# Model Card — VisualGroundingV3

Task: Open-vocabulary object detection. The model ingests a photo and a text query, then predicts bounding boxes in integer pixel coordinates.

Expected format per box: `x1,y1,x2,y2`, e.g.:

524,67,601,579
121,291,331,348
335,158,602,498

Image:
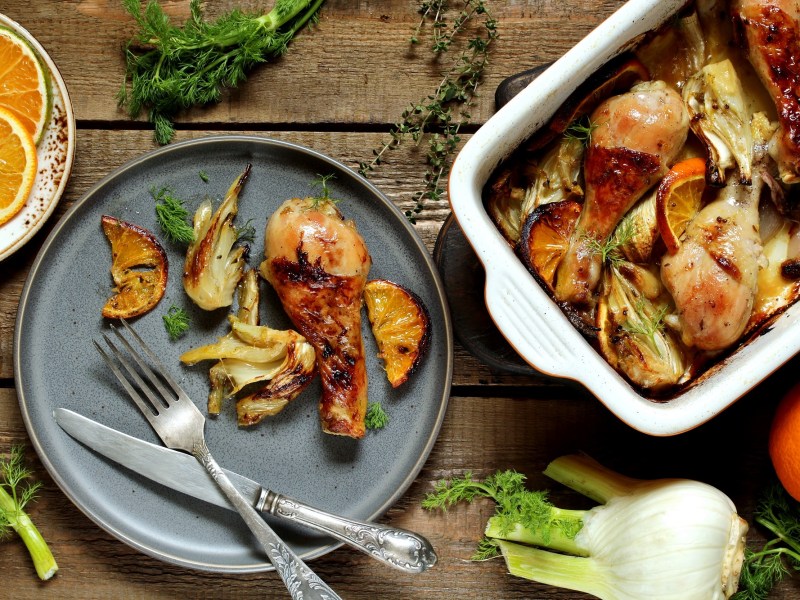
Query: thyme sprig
359,1,498,223
309,173,339,208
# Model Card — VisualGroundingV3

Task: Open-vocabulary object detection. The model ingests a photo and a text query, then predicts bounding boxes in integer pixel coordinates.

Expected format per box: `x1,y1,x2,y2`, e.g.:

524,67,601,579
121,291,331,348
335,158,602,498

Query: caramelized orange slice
101,215,168,319
518,199,582,291
656,157,706,254
364,279,430,388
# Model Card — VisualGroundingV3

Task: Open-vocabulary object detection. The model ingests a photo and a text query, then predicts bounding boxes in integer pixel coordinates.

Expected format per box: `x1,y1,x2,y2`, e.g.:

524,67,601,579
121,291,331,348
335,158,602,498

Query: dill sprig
733,485,800,600
359,0,498,223
0,446,57,580
365,402,389,430
422,470,583,560
622,300,668,352
118,0,325,145
152,186,195,244
163,305,191,340
584,216,636,268
0,447,41,532
564,116,600,147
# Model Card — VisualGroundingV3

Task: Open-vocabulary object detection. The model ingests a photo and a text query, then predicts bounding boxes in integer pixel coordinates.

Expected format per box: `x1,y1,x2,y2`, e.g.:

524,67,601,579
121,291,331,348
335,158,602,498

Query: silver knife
53,408,437,573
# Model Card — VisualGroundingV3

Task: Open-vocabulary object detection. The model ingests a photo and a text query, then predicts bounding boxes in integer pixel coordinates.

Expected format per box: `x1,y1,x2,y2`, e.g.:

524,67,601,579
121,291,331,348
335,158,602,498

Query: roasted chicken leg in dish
260,197,372,438
661,176,765,351
554,81,689,304
734,0,800,183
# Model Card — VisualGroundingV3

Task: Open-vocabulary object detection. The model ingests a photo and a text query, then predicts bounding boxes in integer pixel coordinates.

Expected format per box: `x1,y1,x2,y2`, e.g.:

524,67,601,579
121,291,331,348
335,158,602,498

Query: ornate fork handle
256,489,437,573
194,442,340,600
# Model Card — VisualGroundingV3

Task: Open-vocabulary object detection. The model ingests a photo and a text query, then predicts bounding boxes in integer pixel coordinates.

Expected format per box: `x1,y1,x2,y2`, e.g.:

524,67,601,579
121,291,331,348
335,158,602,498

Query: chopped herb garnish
199,170,209,183
365,402,389,430
584,216,636,268
163,305,190,340
152,187,195,244
564,116,600,147
622,300,669,353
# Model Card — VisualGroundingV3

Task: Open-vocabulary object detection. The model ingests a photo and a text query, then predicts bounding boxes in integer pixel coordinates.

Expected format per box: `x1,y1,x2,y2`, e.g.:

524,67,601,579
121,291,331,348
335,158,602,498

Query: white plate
0,13,75,262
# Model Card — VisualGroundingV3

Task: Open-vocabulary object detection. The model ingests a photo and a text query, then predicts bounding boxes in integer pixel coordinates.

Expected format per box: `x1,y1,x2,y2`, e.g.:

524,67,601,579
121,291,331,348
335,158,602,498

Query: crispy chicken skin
734,0,800,182
554,81,689,304
260,198,372,438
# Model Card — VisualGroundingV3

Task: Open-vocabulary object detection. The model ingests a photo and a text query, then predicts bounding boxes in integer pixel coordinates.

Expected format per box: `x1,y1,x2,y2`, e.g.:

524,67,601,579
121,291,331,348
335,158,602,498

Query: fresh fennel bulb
424,454,748,600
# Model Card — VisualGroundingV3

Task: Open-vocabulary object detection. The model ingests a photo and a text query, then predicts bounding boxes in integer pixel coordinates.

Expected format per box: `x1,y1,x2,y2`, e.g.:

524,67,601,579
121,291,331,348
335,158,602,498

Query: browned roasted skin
260,198,371,438
734,0,800,182
554,81,689,304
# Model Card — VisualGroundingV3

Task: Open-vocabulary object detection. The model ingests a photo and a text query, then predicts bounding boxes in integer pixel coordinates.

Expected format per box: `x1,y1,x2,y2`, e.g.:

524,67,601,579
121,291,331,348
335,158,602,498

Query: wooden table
2,1,800,598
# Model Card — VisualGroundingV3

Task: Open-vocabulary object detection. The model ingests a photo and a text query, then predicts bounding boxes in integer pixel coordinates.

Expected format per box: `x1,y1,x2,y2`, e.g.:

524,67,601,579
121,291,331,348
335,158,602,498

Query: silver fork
94,320,341,600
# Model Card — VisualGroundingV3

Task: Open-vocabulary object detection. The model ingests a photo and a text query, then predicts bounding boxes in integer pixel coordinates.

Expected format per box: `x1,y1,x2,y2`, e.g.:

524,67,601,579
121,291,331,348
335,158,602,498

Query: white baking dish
448,0,799,435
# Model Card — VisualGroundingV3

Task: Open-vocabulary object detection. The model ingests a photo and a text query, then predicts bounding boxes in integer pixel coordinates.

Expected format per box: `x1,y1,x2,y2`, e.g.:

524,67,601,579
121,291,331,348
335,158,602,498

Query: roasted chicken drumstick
260,197,372,438
554,81,689,304
734,0,800,183
661,177,764,351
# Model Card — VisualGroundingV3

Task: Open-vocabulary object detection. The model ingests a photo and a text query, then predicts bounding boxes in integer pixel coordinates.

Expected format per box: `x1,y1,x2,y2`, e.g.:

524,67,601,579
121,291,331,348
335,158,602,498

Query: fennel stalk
119,0,325,144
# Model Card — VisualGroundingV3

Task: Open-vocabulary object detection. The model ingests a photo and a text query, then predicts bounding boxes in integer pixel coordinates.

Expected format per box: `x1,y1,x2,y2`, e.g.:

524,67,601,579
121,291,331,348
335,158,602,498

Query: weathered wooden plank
0,0,625,126
3,380,800,598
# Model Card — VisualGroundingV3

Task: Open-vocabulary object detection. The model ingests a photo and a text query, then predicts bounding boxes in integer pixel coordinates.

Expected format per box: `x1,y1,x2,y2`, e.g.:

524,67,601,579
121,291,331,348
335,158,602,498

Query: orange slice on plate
101,215,168,319
0,106,37,226
656,157,706,254
364,279,430,388
0,26,51,145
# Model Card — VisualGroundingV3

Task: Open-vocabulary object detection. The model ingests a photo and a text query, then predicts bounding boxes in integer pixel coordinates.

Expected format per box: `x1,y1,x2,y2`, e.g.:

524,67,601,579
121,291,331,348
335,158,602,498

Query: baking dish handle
483,267,583,381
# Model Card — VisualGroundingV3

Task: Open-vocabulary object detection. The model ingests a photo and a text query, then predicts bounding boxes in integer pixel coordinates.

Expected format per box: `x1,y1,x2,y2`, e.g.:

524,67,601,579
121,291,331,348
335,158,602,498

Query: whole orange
769,384,800,501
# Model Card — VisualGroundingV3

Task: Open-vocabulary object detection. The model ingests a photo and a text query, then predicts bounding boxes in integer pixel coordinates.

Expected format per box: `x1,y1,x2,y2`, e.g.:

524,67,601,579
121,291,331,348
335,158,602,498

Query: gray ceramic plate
14,136,453,573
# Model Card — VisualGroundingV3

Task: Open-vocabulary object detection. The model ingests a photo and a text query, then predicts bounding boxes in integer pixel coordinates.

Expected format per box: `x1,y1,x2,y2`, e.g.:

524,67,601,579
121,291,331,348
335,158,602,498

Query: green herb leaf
422,470,583,542
584,216,636,268
311,173,338,202
163,305,191,340
199,170,210,183
564,116,600,147
733,484,800,600
365,402,389,430
360,0,498,221
119,0,325,144
153,187,195,244
236,219,257,244
622,300,669,352
0,446,58,579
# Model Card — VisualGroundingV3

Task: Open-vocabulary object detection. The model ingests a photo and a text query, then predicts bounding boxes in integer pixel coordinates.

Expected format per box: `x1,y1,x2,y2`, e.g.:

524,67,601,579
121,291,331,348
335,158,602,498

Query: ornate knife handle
257,489,437,574
195,443,341,600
